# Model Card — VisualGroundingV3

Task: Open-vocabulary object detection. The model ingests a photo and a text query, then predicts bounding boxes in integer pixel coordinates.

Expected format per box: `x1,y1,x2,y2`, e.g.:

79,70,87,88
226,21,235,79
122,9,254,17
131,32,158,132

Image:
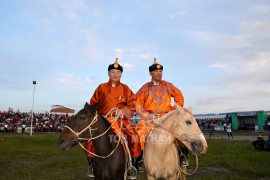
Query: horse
58,102,126,180
144,104,208,180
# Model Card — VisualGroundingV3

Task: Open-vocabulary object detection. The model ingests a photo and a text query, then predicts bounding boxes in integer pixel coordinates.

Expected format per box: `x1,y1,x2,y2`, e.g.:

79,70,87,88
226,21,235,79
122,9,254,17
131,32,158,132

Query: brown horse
58,103,126,180
144,104,207,180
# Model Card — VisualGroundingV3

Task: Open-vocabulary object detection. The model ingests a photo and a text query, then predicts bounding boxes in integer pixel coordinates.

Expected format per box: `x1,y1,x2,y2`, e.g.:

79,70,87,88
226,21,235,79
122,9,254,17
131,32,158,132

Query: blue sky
0,0,270,114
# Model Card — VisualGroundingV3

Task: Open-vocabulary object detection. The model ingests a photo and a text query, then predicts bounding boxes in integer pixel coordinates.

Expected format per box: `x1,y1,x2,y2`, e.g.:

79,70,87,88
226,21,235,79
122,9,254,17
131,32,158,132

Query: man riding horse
136,58,190,167
85,58,141,179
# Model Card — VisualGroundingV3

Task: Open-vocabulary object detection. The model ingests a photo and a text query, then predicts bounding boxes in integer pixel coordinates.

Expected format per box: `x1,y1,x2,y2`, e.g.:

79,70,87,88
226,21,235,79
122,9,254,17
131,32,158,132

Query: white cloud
38,0,84,20
115,48,124,58
123,63,134,68
208,63,234,73
56,73,93,85
169,11,186,19
253,4,270,13
241,20,270,33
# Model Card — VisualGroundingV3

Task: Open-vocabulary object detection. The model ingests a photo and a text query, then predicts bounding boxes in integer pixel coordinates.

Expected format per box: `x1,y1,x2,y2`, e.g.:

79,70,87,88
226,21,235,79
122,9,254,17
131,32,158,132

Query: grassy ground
0,133,269,180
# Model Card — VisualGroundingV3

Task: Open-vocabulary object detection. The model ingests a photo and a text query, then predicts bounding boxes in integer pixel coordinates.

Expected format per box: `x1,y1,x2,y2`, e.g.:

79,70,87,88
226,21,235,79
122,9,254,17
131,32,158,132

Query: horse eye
80,116,86,120
186,120,192,125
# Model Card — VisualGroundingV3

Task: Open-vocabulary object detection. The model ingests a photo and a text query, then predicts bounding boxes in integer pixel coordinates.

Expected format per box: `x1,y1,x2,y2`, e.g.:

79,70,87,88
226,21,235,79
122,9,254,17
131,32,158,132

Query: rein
65,109,123,159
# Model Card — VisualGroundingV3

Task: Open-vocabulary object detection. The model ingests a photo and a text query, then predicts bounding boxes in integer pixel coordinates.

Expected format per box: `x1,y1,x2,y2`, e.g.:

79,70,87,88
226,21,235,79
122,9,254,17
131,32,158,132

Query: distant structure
50,105,75,115
195,110,270,131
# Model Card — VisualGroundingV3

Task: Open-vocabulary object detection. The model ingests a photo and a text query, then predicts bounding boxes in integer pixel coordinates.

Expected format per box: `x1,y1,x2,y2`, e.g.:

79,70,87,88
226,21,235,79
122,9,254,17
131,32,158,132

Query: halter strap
64,109,123,158
65,111,98,141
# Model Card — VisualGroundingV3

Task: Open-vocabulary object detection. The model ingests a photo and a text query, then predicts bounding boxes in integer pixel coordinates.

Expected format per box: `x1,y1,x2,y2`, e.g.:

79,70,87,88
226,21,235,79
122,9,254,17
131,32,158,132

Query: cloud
123,63,134,68
193,89,270,113
253,4,270,13
38,0,84,21
241,20,270,33
115,48,124,57
169,11,186,19
55,73,94,85
208,63,234,73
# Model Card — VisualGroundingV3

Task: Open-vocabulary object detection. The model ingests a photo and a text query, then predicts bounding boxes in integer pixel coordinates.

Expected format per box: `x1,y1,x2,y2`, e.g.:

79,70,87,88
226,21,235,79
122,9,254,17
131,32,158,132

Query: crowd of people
0,107,73,133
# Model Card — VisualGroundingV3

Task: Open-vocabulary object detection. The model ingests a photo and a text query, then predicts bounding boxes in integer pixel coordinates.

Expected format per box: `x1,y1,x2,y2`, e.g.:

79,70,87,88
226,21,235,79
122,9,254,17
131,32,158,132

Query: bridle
150,112,202,176
64,109,123,159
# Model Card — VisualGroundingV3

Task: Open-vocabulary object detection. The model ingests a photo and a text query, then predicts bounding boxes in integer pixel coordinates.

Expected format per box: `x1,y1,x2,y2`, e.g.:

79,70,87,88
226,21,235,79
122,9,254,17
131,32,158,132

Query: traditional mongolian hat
108,58,123,72
149,58,163,72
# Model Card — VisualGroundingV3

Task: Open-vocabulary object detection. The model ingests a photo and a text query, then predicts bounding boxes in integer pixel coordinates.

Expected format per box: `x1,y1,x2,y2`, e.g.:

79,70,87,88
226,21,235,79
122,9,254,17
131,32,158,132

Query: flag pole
30,81,36,136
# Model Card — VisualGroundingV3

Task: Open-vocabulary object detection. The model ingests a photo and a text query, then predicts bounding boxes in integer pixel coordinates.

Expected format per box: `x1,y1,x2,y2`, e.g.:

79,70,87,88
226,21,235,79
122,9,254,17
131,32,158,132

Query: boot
122,139,137,180
127,166,137,180
180,154,190,167
87,157,95,177
137,159,145,172
178,146,190,167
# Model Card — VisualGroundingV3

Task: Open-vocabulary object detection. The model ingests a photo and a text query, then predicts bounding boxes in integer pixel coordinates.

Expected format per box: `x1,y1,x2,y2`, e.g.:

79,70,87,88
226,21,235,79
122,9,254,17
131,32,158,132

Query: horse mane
154,105,193,126
81,102,113,133
154,110,177,125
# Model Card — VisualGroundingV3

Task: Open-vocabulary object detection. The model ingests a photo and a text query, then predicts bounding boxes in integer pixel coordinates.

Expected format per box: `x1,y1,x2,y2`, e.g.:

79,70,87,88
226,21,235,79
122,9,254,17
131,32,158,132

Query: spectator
226,123,233,139
267,117,270,131
223,122,227,133
209,121,215,138
252,135,265,151
264,133,270,151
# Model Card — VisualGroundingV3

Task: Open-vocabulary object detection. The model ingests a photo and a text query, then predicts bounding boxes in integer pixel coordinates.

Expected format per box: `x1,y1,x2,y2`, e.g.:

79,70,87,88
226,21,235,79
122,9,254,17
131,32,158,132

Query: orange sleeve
89,85,101,105
170,83,184,107
135,84,150,120
125,85,136,110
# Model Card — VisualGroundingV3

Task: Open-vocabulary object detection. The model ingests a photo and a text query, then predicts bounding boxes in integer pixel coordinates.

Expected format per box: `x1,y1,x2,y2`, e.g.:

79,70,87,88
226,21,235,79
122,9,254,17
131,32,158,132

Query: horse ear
93,103,99,111
187,106,192,113
84,102,91,110
175,103,184,113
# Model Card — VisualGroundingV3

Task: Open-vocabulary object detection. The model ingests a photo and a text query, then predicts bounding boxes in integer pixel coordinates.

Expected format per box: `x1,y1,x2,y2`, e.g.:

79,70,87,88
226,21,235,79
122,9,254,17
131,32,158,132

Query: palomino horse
144,104,208,180
58,103,126,180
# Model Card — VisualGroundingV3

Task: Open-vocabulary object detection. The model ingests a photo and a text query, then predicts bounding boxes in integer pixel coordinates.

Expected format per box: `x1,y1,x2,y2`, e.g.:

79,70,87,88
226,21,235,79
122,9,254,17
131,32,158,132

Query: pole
30,81,36,136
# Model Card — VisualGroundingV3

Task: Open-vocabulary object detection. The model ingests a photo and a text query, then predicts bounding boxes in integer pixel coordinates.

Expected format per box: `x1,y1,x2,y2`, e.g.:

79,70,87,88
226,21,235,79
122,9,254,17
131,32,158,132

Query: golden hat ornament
113,58,119,68
108,58,123,72
149,58,163,72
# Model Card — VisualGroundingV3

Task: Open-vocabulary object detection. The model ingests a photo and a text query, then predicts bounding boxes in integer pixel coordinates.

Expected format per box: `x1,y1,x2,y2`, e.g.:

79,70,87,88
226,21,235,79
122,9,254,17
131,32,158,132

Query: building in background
50,105,75,116
195,110,270,131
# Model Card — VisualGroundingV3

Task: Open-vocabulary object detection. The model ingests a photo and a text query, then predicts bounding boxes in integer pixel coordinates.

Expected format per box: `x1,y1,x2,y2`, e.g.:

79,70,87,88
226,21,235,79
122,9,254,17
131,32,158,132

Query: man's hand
118,107,132,120
146,114,155,122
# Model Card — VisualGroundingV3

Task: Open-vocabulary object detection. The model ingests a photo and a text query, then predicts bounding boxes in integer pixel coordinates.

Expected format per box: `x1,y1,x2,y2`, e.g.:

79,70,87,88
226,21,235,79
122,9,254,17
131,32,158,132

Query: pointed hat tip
153,58,157,64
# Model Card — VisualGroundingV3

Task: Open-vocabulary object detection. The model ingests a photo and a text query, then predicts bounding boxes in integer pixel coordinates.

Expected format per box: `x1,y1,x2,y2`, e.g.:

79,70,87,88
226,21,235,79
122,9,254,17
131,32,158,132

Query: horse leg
147,174,156,180
179,166,187,180
168,173,178,180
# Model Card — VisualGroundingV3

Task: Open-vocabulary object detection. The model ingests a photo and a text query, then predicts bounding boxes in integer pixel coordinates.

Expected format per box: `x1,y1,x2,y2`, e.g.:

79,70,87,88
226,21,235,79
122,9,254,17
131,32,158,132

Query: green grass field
0,133,269,180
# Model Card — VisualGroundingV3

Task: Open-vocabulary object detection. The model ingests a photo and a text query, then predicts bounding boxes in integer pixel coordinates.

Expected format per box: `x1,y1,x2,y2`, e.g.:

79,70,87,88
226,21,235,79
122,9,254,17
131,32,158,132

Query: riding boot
179,147,190,167
87,157,95,178
132,157,138,167
136,150,145,171
122,139,137,180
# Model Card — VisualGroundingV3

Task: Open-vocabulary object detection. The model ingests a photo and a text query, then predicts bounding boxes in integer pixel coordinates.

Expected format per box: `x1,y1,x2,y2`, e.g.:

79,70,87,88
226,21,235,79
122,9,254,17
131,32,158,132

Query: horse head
155,104,207,155
58,102,98,151
173,104,208,155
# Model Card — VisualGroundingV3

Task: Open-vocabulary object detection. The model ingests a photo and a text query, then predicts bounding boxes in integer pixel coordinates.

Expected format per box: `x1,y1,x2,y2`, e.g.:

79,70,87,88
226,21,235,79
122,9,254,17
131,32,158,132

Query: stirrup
127,166,137,180
87,165,95,178
180,155,190,167
137,159,145,172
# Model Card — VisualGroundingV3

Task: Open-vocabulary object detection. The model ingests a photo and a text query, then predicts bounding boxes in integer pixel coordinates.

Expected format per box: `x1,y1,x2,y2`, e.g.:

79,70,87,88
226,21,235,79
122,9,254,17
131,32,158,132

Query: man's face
108,69,122,83
150,69,163,82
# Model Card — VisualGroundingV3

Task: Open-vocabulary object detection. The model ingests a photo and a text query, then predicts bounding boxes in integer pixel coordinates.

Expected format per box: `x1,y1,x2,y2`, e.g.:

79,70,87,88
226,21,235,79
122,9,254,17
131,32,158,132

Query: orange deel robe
136,80,184,149
85,81,141,158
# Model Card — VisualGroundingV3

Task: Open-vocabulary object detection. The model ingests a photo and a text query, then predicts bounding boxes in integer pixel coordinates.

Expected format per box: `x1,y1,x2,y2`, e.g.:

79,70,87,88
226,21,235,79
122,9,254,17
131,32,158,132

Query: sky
0,0,270,114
